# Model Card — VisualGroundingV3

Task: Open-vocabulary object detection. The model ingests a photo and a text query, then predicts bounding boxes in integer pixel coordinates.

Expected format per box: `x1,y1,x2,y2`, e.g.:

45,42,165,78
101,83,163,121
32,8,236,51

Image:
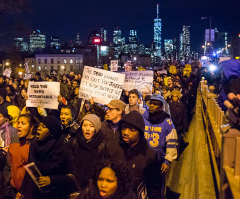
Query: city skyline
1,0,240,52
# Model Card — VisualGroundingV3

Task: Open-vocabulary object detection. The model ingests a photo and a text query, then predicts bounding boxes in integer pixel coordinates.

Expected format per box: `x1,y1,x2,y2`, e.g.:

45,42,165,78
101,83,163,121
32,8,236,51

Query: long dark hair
86,159,131,199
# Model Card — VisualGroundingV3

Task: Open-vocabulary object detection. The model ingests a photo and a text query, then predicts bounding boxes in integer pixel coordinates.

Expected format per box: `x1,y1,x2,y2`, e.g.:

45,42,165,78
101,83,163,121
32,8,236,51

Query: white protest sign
79,66,125,104
157,70,167,75
3,68,12,78
24,62,30,73
110,60,118,71
219,57,231,63
122,71,154,95
124,61,132,71
26,81,60,109
24,73,33,80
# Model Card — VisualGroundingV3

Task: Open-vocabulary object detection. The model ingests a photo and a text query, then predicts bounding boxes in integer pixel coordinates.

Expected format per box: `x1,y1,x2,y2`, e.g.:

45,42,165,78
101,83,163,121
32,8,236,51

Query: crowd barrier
200,79,240,199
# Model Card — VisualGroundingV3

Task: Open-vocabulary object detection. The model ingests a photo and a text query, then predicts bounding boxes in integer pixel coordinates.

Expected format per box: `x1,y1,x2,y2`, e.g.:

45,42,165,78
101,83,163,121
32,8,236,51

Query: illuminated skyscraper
182,25,191,59
164,39,173,56
75,33,82,47
153,3,162,60
129,30,138,43
50,36,60,49
113,28,125,46
100,27,107,43
15,37,29,52
29,30,46,52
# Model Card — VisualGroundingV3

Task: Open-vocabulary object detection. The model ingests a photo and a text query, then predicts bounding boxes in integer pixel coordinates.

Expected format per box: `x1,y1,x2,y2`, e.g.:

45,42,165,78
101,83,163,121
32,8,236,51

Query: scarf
0,122,10,146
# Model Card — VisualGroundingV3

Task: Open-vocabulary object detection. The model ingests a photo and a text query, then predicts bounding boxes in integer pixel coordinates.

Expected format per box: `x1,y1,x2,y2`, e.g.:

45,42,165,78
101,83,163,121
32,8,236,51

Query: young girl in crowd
79,159,137,199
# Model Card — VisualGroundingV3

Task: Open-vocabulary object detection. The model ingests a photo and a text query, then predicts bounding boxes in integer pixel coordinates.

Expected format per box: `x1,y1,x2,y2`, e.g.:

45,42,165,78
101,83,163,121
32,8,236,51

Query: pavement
166,89,216,199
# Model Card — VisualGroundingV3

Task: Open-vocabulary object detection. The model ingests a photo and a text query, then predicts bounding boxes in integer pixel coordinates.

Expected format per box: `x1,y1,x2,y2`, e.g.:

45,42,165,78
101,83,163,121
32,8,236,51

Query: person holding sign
19,115,75,199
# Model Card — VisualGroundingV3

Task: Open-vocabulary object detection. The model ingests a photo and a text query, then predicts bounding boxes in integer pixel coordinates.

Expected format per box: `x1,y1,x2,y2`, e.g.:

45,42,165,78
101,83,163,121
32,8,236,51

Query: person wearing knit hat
68,114,104,189
80,114,102,141
36,115,62,140
26,115,74,199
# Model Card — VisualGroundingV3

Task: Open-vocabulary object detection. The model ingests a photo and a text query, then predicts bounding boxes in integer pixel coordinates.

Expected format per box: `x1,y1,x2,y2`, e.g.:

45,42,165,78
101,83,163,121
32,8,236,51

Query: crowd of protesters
0,62,201,199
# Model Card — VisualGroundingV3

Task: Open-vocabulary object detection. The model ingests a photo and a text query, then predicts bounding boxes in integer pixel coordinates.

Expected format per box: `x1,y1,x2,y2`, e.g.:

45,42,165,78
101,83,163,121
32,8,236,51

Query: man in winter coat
102,111,159,198
101,100,126,142
143,93,178,199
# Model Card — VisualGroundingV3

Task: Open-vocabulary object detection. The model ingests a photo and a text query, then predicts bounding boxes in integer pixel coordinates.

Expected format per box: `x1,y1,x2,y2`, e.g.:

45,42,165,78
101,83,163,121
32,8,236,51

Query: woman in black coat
79,159,137,199
69,114,104,190
18,115,75,199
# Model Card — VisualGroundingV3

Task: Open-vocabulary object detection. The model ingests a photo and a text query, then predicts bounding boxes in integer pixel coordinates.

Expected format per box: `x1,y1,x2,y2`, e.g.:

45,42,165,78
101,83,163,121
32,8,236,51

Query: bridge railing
200,79,240,199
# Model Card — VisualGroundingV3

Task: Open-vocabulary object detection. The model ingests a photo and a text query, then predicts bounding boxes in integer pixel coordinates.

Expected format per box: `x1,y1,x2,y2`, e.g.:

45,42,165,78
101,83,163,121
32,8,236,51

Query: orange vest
9,142,30,190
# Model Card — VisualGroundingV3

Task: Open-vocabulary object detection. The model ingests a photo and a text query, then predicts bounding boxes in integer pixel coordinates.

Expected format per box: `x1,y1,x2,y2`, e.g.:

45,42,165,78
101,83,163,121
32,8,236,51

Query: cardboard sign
110,60,118,71
122,71,153,95
103,64,108,71
124,61,132,72
169,65,177,74
219,57,231,63
185,64,192,72
183,68,191,77
23,73,33,80
3,68,12,78
157,70,168,75
164,77,172,86
26,82,60,109
79,66,125,104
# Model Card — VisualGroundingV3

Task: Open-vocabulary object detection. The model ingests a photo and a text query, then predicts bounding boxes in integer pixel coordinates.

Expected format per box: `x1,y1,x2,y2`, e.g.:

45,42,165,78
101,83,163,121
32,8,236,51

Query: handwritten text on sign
26,82,60,109
122,71,154,95
79,66,125,104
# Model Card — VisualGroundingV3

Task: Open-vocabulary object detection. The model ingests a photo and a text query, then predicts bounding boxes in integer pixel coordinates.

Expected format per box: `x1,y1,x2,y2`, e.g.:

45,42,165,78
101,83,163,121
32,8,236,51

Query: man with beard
143,93,178,199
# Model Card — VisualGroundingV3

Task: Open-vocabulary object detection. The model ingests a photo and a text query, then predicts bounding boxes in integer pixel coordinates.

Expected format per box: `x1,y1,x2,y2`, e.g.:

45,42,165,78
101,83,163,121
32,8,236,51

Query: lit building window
38,66,41,71
70,59,73,64
64,59,67,64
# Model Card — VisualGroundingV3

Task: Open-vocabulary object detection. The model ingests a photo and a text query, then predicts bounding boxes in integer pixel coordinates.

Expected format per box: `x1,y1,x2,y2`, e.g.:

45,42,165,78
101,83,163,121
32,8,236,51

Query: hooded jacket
102,136,157,191
218,59,240,111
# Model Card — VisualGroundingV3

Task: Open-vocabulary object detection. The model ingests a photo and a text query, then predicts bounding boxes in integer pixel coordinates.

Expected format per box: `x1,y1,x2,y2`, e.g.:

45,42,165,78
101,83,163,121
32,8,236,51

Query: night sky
1,0,240,52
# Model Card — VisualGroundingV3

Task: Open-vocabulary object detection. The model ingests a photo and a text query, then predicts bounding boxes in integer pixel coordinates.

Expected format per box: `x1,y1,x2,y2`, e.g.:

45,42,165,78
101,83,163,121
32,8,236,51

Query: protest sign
183,68,191,77
26,81,60,109
157,70,167,75
24,62,30,73
110,60,118,71
169,65,177,74
219,57,231,63
79,66,125,104
122,71,153,95
124,61,132,71
24,162,43,190
24,73,33,80
3,68,12,78
164,77,172,86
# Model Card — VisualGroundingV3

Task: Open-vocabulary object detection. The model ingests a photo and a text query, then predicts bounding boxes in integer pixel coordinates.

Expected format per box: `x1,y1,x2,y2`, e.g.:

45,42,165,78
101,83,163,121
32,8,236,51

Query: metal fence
200,80,240,199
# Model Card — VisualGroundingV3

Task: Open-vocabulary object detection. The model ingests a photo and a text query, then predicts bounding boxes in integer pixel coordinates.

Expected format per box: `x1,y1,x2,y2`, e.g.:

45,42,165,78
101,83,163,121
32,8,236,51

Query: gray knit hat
81,114,101,133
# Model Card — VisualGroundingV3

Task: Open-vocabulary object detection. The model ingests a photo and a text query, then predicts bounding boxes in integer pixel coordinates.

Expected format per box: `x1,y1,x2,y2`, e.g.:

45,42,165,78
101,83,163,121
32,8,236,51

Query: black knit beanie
41,115,62,139
119,110,145,138
0,106,9,118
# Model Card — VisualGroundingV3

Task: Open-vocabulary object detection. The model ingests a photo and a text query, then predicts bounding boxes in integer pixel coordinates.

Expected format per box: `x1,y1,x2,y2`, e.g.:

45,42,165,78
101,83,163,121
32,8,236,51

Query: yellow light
5,62,9,66
202,45,205,48
19,72,23,75
235,57,240,60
